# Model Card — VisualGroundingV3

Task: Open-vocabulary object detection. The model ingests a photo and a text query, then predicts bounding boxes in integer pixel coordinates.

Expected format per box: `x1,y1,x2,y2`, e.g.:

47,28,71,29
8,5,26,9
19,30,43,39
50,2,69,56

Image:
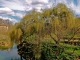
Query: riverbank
0,34,11,49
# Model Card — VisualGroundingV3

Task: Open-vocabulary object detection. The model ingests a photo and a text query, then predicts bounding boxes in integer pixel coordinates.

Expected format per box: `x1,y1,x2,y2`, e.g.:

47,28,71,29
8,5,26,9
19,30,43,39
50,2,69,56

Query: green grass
44,40,80,56
59,42,80,56
74,50,80,55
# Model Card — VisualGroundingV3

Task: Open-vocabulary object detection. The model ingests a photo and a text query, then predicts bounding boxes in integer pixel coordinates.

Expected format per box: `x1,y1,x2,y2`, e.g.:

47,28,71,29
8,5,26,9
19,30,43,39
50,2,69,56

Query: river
0,43,20,60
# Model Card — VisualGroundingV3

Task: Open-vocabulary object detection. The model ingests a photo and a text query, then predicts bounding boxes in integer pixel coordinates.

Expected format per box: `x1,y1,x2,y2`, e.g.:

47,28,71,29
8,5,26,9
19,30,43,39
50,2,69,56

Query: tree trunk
49,34,59,45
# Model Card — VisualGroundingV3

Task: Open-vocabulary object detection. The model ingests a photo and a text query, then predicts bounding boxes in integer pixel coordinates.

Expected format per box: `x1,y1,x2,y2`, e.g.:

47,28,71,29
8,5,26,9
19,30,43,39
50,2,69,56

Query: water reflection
0,43,20,60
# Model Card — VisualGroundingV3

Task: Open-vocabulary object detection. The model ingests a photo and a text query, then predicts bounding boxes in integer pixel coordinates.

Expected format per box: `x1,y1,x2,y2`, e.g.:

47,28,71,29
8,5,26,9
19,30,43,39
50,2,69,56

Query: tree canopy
9,3,80,44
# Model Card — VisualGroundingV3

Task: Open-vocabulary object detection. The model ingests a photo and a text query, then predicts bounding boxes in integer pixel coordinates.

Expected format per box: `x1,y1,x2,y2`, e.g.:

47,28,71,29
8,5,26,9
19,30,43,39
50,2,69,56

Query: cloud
25,0,49,5
0,0,25,11
15,13,24,18
68,0,80,14
25,6,32,11
0,0,80,24
0,7,14,15
0,0,80,15
25,0,32,5
0,7,24,18
0,0,50,14
34,0,49,4
32,0,49,5
28,0,49,12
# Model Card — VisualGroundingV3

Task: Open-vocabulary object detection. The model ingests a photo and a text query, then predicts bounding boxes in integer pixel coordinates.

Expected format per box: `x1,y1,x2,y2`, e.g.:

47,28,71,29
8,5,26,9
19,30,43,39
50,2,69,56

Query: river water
0,44,20,60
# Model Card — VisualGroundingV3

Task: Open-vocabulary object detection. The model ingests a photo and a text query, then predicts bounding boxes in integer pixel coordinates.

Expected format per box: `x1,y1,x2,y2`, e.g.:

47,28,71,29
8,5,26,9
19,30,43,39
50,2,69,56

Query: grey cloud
0,0,25,11
32,1,47,5
0,7,15,15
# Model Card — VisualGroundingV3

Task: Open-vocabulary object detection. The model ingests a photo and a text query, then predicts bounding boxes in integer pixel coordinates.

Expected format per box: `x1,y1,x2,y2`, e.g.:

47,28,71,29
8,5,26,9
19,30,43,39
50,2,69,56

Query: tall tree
9,3,80,45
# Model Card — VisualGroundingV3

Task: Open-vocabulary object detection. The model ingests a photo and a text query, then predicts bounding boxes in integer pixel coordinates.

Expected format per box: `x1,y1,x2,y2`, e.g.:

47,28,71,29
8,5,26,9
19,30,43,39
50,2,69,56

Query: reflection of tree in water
17,41,35,60
0,35,12,50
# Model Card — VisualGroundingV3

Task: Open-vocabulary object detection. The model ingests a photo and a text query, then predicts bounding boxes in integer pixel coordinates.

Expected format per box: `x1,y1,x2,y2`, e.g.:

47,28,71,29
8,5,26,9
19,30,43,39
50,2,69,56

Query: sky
0,0,80,23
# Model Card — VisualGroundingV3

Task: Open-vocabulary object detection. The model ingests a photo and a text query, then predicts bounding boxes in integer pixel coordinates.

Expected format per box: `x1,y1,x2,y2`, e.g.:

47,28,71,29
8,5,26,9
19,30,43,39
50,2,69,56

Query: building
0,24,8,33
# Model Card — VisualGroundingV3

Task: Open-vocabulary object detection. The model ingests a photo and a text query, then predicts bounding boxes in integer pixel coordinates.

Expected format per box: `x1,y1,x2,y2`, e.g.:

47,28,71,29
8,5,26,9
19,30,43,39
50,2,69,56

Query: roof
0,24,7,26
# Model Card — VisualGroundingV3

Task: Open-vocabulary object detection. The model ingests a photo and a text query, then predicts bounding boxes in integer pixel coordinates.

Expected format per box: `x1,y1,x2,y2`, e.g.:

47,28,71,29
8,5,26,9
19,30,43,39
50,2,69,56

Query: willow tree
45,3,78,44
9,23,22,43
9,3,80,60
9,3,80,45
